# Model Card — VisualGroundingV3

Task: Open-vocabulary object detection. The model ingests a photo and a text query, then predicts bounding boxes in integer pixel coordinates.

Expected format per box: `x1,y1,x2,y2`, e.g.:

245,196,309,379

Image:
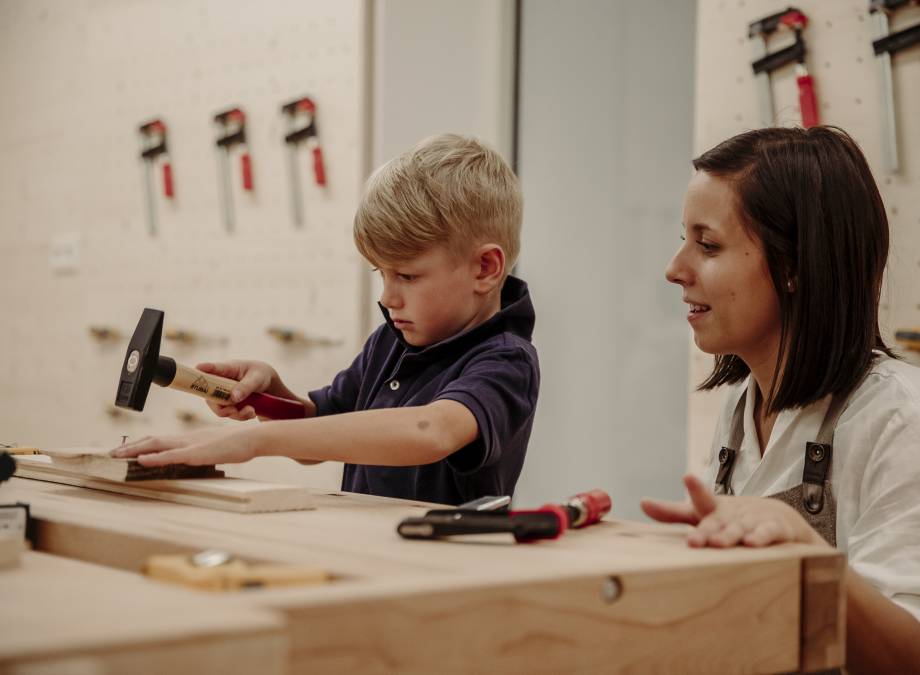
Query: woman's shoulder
855,354,920,403
843,354,920,428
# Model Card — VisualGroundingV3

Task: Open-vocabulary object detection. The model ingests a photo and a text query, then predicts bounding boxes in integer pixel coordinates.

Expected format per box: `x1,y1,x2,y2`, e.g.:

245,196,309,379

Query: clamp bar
751,38,805,74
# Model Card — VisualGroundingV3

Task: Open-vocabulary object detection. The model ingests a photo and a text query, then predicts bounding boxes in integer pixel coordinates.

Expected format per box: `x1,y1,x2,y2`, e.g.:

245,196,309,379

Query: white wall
513,0,697,518
0,0,371,490
688,0,920,470
369,0,517,325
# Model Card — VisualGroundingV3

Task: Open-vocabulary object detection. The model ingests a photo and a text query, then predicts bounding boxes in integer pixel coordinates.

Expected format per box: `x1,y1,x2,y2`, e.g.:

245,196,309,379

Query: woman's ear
473,244,506,294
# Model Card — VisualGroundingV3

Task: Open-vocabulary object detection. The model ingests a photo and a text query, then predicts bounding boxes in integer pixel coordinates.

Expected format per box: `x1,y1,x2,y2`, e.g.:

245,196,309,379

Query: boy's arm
114,400,479,468
252,401,479,465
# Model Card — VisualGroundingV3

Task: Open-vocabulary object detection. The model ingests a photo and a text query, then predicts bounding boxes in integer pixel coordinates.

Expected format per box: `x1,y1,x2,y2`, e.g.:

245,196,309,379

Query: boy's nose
379,283,402,309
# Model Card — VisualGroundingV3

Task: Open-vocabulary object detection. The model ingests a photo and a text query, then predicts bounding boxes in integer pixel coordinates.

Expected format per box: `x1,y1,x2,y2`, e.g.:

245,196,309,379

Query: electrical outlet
49,232,81,274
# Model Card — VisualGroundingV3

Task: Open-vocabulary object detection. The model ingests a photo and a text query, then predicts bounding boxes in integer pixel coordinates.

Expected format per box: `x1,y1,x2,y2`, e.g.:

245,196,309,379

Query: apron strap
802,389,851,514
714,392,746,495
715,381,853,501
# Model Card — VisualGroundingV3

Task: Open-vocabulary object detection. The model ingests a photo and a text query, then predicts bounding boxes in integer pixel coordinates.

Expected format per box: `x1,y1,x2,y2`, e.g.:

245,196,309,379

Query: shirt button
389,380,400,391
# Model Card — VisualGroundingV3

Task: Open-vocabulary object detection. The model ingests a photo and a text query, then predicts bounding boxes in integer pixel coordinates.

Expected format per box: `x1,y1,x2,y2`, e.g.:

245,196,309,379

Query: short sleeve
308,329,381,417
844,406,920,622
435,346,539,474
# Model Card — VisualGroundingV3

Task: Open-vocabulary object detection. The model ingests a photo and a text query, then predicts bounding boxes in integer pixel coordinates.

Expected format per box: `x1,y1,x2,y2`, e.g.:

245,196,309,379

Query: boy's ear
472,244,505,294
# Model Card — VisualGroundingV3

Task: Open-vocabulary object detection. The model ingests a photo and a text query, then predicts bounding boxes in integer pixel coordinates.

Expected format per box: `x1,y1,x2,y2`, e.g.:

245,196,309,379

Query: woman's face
665,171,781,369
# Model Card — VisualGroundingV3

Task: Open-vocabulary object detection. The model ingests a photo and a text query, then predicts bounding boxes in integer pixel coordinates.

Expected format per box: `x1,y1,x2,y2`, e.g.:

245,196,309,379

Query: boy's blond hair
354,134,522,270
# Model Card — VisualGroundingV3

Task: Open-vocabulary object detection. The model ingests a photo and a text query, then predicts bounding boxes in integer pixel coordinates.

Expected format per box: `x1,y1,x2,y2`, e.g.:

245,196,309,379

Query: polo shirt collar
378,275,535,358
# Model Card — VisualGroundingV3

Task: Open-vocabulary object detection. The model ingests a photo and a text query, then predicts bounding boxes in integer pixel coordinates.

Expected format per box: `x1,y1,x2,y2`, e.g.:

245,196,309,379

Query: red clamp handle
162,162,174,198
312,146,326,186
797,74,819,128
238,392,307,420
241,152,253,191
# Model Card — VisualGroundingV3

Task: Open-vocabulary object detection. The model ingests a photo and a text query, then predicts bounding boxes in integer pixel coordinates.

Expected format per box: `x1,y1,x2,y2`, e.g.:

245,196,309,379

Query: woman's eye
398,273,417,282
698,240,718,253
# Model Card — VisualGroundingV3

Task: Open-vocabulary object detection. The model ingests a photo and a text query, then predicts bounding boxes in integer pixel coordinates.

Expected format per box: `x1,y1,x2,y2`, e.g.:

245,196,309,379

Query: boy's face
374,245,484,347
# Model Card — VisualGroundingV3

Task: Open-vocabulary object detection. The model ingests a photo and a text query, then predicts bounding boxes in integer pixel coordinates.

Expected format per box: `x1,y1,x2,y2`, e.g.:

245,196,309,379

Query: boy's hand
197,360,279,421
110,427,257,467
640,474,830,548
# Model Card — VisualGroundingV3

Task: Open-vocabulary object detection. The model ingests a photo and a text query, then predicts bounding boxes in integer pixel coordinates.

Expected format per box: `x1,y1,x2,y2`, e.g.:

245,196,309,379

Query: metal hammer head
115,308,172,412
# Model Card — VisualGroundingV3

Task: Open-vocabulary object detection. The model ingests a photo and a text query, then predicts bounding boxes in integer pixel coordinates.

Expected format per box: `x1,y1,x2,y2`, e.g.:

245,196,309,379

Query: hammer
114,308,306,420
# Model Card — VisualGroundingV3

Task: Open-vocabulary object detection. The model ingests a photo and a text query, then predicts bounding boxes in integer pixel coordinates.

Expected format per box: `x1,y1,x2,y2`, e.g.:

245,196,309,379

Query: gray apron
713,390,851,547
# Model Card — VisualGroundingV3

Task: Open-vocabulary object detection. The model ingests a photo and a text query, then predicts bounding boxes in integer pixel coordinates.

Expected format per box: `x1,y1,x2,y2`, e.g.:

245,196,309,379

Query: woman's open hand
641,474,829,548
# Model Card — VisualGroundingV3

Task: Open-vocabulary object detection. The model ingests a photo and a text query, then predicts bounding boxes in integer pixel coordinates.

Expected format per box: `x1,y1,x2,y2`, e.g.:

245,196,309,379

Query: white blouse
702,355,920,621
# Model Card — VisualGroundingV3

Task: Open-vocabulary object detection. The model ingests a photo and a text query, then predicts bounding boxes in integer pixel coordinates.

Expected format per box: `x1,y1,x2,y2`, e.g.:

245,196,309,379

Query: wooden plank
277,561,801,674
14,455,313,513
0,551,287,674
43,446,223,481
800,554,847,672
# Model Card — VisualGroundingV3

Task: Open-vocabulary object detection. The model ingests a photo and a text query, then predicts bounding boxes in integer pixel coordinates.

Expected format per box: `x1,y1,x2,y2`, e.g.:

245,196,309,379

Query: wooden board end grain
14,455,314,513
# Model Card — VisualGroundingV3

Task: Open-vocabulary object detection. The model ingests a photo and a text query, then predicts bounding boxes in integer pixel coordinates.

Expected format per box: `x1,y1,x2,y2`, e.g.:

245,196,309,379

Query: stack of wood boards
13,450,314,513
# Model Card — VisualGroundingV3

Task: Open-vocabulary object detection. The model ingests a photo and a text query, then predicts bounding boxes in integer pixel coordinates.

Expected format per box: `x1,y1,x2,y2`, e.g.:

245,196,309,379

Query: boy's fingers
640,498,700,525
684,474,718,517
196,361,242,379
111,436,170,457
135,448,195,467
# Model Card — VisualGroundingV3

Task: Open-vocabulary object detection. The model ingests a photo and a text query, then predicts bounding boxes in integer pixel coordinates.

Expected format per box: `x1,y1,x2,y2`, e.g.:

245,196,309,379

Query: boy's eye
397,273,417,282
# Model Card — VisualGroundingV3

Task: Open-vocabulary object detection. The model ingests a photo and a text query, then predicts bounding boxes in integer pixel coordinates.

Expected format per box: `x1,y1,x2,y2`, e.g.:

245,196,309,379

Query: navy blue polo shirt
308,275,539,505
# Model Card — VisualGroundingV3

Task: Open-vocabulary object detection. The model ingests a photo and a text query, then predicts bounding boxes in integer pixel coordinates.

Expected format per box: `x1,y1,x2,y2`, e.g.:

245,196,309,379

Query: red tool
396,489,611,543
138,119,174,236
282,96,326,228
748,7,819,128
214,107,253,232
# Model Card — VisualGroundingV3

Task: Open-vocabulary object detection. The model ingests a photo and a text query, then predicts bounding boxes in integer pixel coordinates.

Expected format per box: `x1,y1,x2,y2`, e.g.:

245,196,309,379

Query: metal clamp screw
601,576,622,604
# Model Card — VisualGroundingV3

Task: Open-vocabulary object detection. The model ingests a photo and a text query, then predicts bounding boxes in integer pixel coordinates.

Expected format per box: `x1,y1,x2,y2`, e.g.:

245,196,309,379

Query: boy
113,134,540,504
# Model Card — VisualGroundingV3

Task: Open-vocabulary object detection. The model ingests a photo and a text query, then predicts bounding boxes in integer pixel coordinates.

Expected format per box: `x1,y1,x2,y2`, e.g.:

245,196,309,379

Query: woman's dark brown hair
693,126,894,412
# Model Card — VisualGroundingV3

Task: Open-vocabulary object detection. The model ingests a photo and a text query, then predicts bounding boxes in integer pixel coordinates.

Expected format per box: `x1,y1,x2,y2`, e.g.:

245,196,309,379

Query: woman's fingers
684,474,718,517
640,498,700,525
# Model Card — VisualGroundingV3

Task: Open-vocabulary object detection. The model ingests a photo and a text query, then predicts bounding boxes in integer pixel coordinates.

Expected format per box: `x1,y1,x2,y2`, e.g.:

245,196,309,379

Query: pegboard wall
0,0,371,489
688,0,920,472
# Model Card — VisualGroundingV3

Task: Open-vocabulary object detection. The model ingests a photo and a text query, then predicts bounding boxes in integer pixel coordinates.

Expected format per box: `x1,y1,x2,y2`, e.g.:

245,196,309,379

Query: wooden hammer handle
169,363,306,420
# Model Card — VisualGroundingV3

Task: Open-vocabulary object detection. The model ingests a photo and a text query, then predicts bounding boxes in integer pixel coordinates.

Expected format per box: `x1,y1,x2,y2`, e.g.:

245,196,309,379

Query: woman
642,126,920,673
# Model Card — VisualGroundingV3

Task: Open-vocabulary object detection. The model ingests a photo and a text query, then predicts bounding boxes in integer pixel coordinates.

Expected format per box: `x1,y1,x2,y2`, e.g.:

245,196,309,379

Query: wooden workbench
0,476,845,674
1,550,286,674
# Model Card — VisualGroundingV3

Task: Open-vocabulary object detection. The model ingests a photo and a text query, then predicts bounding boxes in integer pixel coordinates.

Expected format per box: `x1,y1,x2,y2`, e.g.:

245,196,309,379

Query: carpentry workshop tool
281,96,326,228
748,7,819,128
267,326,341,348
397,489,611,543
870,0,920,172
138,119,174,236
0,452,15,483
0,444,40,457
214,107,252,232
145,549,330,591
115,308,307,420
895,327,920,351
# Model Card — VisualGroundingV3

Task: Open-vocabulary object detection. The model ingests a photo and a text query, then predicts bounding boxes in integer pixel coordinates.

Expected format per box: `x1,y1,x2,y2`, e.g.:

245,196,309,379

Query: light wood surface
43,446,222,481
2,477,845,673
0,551,287,675
14,455,313,513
